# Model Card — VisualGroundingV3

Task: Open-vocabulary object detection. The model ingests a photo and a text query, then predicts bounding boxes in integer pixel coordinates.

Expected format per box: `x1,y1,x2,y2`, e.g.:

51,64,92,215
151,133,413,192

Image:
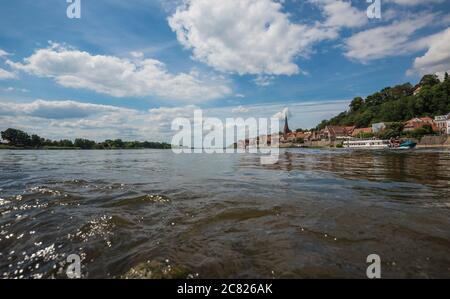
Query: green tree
444,72,450,109
358,132,375,139
74,138,96,149
354,110,373,128
419,74,440,87
1,128,31,146
406,124,435,140
59,139,74,147
350,97,364,112
113,139,124,148
317,75,450,130
30,134,44,147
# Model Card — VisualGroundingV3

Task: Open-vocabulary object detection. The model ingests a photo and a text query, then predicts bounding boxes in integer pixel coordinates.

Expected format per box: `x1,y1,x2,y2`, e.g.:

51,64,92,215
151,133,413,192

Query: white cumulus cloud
0,68,16,80
344,13,436,62
387,0,444,6
409,28,450,78
272,107,292,120
168,0,336,77
310,0,367,29
0,99,134,119
7,43,231,102
0,49,10,58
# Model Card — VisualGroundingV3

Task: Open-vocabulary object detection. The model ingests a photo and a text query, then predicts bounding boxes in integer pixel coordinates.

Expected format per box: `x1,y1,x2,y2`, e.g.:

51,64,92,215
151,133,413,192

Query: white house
372,123,387,134
434,114,450,135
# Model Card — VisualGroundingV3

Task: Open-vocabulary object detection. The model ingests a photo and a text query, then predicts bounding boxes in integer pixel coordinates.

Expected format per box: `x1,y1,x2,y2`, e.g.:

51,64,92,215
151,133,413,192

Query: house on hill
323,126,354,141
434,114,450,135
413,86,422,96
403,117,438,132
372,123,387,134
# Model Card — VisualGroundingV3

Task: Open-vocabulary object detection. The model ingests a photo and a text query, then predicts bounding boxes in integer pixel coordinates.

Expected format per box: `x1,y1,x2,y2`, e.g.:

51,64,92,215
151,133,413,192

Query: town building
303,132,313,142
295,132,307,140
413,86,422,96
403,117,438,132
372,123,387,134
434,114,450,135
281,115,306,143
345,126,356,136
352,127,373,138
322,126,354,141
311,131,322,141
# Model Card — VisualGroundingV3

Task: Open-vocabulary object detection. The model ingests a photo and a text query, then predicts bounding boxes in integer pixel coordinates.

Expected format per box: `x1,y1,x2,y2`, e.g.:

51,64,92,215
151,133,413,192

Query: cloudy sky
1,0,449,141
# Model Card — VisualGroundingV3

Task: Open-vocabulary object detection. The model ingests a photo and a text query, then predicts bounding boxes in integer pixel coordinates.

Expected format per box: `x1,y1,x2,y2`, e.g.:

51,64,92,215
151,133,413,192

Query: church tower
283,115,290,138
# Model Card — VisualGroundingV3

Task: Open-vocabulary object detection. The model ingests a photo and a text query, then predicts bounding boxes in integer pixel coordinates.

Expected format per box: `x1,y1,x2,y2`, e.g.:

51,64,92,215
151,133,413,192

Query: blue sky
1,0,450,141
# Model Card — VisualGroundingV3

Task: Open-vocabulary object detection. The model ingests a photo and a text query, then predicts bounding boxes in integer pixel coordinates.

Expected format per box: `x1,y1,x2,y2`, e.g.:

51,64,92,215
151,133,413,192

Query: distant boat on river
343,139,417,150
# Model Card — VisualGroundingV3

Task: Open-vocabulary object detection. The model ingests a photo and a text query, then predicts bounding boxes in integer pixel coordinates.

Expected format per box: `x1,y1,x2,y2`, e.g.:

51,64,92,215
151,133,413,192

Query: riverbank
280,135,450,149
0,145,172,150
417,135,450,147
0,145,78,150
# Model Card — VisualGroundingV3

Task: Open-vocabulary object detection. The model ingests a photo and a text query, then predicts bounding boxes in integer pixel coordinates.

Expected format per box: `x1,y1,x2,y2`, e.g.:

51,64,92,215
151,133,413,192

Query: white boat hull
343,139,390,149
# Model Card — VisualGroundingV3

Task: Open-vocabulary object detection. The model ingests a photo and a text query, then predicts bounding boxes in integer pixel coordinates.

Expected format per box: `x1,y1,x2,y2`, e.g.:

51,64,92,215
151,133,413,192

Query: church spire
283,115,290,138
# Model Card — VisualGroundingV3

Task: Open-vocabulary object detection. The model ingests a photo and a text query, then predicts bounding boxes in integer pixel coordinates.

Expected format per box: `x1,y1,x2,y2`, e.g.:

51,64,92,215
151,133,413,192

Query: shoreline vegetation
316,74,450,131
0,128,171,150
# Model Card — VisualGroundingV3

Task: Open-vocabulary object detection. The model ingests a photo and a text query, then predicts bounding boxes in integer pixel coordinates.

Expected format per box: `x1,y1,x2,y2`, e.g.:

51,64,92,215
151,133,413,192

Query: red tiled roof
325,126,353,136
352,128,372,137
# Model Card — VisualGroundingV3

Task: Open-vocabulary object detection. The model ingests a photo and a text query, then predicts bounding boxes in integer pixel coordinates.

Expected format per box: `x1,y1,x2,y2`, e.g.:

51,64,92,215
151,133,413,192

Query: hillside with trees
0,128,171,150
317,73,450,130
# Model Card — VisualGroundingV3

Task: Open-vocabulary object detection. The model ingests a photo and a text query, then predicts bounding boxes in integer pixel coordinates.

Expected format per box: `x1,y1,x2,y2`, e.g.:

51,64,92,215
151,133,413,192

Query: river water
0,149,449,279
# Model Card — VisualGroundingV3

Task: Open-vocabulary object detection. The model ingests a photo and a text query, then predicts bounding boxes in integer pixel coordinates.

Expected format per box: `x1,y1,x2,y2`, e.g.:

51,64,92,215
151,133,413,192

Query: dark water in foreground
0,149,449,279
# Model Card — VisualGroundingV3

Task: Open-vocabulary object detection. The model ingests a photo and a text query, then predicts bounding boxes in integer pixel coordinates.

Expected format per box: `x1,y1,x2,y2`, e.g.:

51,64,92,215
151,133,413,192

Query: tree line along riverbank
0,128,171,150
